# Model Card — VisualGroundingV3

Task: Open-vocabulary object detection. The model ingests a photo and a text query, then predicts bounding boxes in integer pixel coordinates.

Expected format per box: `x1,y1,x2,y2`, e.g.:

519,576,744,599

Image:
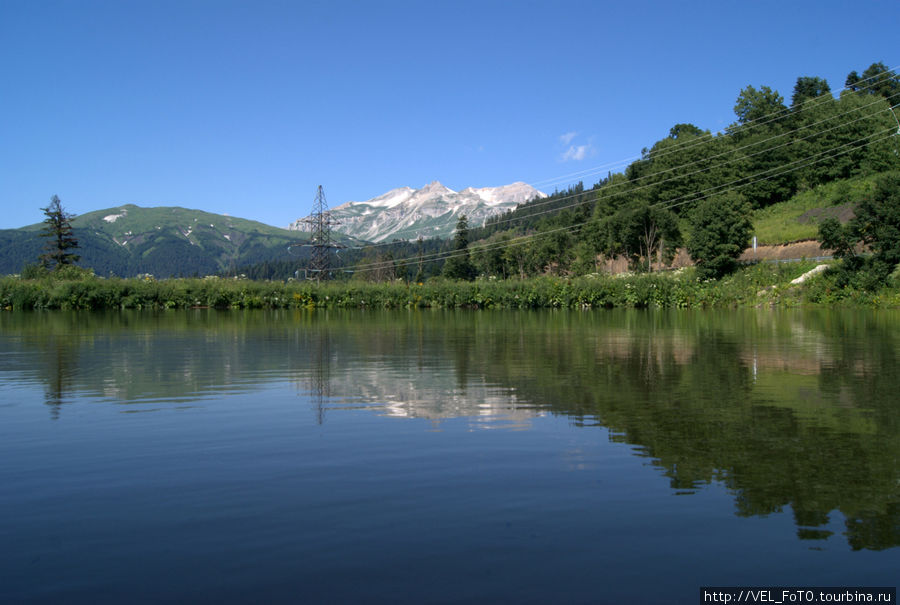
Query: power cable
344,85,899,251
342,126,898,274
463,93,900,230
307,67,900,270
529,64,900,190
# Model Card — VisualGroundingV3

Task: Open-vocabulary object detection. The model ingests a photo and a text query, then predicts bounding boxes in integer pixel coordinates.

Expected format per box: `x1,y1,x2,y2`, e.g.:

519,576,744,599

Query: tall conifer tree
442,215,477,280
39,195,80,268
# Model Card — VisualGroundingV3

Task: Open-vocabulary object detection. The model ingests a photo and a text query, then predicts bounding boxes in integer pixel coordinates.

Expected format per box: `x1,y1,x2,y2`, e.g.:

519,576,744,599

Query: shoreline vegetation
3,261,900,311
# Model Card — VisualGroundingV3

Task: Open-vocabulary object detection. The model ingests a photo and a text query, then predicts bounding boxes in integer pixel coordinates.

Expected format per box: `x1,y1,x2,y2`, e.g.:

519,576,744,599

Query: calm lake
1,309,897,603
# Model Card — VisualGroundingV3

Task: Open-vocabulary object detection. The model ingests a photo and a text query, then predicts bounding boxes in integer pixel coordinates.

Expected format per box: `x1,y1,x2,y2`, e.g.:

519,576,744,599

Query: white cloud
559,131,578,145
557,131,595,162
561,144,590,162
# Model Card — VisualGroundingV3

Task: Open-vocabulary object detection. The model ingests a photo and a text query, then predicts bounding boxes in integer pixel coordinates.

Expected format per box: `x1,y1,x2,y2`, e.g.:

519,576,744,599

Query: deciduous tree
731,85,788,129
596,201,680,272
728,86,797,208
687,193,752,279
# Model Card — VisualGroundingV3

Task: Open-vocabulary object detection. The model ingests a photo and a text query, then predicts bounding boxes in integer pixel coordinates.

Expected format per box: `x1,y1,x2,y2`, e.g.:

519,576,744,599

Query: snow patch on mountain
104,209,128,223
459,183,541,206
289,181,545,242
363,186,416,209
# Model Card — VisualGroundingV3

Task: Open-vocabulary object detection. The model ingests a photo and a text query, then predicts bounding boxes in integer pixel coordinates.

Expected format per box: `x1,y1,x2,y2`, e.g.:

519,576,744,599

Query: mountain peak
293,181,546,242
419,181,455,195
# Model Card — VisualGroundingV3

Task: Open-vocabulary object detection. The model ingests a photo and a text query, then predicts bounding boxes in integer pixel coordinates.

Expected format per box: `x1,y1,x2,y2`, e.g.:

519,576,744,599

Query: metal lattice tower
298,185,342,281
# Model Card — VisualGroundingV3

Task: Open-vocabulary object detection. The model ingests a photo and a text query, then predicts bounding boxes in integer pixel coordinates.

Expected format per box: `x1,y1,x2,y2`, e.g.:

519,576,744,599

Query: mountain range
289,181,546,242
0,181,542,277
0,204,326,277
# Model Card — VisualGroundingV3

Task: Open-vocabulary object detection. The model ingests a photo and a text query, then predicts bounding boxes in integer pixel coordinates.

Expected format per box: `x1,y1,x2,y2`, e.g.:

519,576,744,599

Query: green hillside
0,204,353,277
750,176,875,244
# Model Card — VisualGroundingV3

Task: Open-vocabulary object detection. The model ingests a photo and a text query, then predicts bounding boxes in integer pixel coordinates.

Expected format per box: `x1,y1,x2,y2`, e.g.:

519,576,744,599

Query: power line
464,92,900,230
304,66,900,272
528,63,900,191
340,126,898,275
344,80,900,252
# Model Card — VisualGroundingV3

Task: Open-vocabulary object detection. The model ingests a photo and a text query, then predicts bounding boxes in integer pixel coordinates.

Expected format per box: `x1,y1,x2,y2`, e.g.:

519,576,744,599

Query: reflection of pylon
307,330,331,425
297,185,343,281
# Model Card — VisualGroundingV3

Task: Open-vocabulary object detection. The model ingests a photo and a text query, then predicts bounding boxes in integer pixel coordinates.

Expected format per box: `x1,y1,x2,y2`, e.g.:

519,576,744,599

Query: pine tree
39,195,80,268
442,215,477,280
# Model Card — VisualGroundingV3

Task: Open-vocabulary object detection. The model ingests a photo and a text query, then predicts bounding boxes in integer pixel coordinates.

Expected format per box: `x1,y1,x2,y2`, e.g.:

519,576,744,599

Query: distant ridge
0,204,358,277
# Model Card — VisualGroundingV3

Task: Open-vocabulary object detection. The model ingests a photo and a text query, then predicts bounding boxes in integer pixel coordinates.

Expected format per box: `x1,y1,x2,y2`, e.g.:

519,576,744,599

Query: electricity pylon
295,185,343,281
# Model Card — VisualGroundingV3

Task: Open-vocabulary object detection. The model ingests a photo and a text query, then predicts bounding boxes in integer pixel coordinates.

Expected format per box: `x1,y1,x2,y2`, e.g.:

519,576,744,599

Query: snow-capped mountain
289,181,546,242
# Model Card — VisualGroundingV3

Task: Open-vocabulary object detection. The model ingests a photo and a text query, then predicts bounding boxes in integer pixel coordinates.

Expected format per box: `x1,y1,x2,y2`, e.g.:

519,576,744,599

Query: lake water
1,309,897,603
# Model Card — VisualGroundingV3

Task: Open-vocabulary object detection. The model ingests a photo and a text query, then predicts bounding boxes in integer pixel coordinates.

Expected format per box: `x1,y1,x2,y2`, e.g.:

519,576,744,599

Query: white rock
790,264,829,285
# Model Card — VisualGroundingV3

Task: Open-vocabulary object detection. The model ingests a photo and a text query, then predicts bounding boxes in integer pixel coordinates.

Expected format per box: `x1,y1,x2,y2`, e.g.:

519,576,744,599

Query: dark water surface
1,309,897,603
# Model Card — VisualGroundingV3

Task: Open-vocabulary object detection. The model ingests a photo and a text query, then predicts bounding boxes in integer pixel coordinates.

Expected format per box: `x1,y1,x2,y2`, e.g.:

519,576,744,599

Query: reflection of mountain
1,309,897,550
350,366,541,430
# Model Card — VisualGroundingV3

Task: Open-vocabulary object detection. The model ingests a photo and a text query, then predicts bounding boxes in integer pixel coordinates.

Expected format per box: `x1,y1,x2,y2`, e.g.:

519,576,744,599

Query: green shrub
20,264,48,280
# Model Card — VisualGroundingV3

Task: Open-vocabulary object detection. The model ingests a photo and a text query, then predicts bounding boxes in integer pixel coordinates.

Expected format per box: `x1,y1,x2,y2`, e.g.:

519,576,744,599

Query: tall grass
5,261,896,310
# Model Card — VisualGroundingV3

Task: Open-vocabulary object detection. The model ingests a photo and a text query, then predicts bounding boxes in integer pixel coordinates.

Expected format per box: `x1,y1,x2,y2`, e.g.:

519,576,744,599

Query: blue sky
2,0,898,229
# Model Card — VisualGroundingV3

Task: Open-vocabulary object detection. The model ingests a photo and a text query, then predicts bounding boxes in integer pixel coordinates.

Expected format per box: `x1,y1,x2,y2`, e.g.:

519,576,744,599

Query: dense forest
240,61,898,284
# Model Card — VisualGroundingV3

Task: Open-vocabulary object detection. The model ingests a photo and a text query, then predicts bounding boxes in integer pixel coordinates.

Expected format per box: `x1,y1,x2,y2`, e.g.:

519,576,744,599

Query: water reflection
0,308,898,551
43,335,78,420
304,328,332,425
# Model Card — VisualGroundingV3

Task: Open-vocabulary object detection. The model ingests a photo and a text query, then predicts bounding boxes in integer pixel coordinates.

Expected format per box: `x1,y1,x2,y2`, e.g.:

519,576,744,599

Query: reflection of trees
1,310,314,414
43,335,77,420
2,308,898,550
808,310,900,550
468,310,900,551
452,315,472,392
0,313,85,419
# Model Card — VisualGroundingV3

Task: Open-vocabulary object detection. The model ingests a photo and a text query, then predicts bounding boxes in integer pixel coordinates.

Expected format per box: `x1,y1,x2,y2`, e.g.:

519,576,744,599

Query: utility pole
295,185,343,281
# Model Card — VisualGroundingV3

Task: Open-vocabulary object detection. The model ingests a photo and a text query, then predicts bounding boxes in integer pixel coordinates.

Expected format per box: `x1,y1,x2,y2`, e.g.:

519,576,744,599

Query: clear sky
2,0,898,229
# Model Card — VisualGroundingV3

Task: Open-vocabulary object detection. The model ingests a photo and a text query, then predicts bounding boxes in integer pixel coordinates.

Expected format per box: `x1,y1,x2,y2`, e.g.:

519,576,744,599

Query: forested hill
460,61,900,279
0,204,361,277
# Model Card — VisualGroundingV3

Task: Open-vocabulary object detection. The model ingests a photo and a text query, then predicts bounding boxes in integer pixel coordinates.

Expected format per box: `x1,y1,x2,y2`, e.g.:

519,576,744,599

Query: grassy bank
4,261,900,311
751,176,876,245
